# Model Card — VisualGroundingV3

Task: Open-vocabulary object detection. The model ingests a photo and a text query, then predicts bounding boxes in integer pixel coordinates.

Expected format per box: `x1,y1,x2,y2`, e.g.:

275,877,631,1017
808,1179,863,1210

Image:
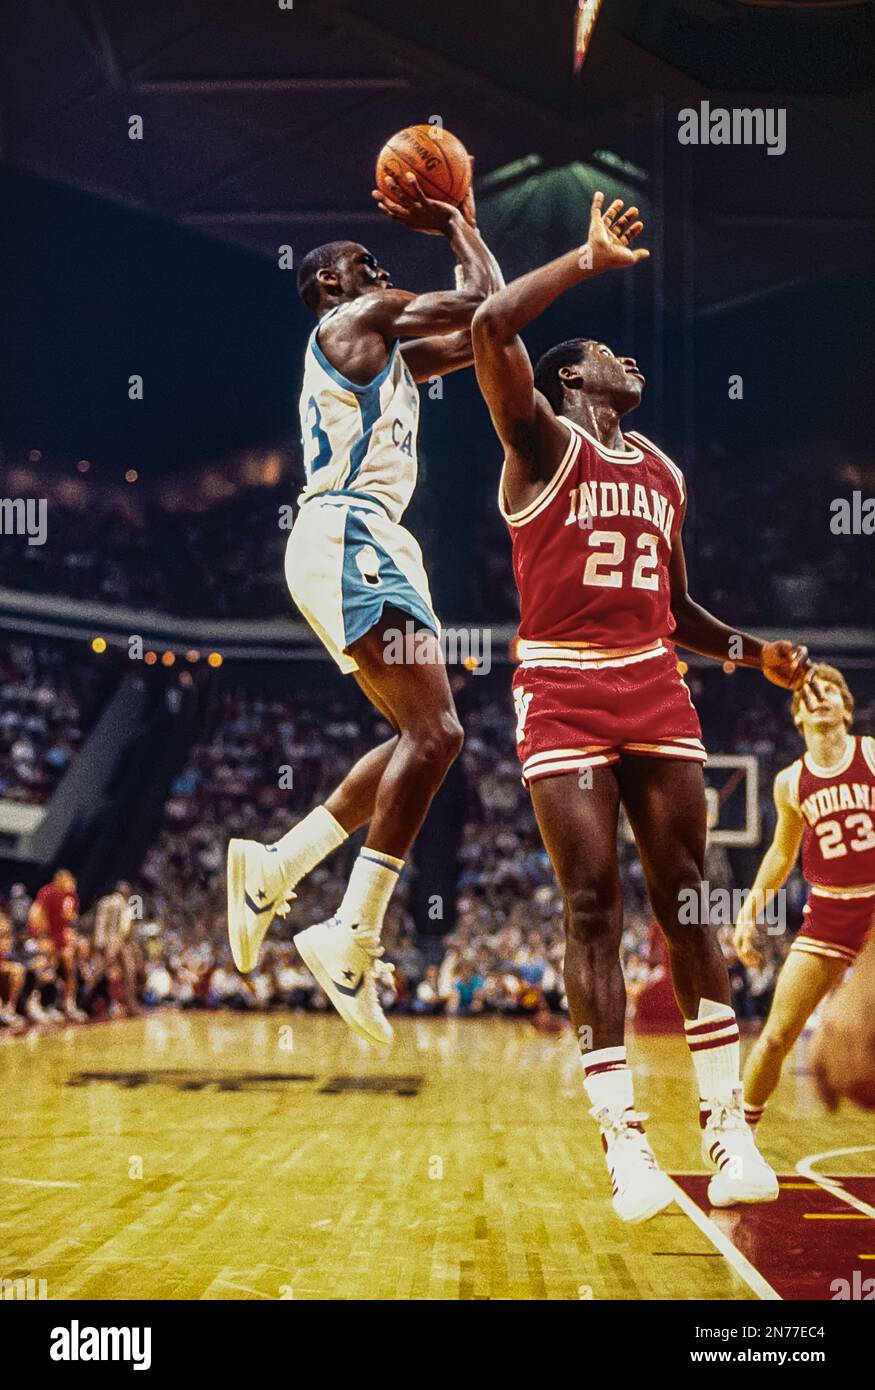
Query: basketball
375,124,471,207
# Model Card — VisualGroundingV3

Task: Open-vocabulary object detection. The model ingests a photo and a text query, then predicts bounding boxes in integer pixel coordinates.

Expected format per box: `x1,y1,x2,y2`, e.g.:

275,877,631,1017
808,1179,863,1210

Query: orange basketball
375,124,471,208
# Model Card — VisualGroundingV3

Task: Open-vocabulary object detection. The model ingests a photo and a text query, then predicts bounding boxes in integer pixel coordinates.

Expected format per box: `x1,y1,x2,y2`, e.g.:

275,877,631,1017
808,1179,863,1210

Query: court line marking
667,1179,782,1301
804,1213,870,1220
211,1279,272,1300
0,1176,82,1189
796,1146,875,1220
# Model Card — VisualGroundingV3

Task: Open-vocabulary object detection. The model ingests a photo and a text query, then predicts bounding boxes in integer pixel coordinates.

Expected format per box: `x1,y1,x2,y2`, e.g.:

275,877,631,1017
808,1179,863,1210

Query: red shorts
28,923,71,954
511,640,706,785
792,891,875,966
50,926,73,954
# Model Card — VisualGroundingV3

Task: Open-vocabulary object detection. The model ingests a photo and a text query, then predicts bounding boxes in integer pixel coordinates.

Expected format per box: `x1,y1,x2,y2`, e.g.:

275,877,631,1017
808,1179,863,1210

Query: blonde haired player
734,665,875,1129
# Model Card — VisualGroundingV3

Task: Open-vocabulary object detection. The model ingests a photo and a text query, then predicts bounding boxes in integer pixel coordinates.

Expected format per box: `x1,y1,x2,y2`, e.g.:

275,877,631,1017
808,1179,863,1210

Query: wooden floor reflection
0,1012,871,1300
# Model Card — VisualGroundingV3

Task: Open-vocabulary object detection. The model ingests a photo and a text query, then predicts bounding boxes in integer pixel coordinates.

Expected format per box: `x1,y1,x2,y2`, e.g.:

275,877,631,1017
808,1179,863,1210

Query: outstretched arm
364,171,497,340
471,193,649,502
733,770,804,967
352,226,490,341
668,515,821,706
401,176,506,382
316,178,499,387
401,328,477,384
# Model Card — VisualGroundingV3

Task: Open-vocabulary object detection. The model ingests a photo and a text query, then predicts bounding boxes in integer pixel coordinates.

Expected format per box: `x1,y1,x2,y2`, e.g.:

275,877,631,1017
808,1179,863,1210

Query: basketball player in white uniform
227,171,502,1044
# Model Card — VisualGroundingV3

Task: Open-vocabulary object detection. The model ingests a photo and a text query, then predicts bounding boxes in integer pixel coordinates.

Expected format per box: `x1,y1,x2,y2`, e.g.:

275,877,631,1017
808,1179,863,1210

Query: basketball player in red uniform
734,665,875,1126
28,869,87,1023
471,192,818,1221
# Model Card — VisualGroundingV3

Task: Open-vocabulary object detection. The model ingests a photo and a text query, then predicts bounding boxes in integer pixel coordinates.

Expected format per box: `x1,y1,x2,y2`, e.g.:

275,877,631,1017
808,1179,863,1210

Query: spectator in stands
413,964,447,1015
7,883,32,939
0,912,26,1032
94,881,141,1016
143,955,174,1007
446,956,486,1016
23,946,64,1025
0,642,98,804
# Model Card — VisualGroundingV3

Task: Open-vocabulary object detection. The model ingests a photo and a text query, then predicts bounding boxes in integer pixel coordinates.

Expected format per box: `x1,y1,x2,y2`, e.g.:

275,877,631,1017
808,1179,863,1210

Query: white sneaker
592,1106,676,1223
702,1089,779,1207
227,838,296,973
64,1002,88,1023
294,916,394,1046
26,993,50,1024
0,1004,25,1034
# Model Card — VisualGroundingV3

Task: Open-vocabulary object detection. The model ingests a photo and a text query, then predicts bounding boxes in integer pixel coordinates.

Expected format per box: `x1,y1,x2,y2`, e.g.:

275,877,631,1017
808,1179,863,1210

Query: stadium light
573,0,606,73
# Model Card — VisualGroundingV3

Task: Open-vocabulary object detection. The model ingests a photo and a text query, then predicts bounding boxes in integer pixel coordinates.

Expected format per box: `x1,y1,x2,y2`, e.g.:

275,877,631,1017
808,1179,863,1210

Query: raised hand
585,191,649,272
371,171,459,236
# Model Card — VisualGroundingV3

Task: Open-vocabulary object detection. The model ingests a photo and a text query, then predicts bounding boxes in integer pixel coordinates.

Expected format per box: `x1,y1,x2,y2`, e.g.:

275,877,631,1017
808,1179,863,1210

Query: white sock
337,847,404,934
271,805,347,886
581,1045,635,1115
684,998,741,1106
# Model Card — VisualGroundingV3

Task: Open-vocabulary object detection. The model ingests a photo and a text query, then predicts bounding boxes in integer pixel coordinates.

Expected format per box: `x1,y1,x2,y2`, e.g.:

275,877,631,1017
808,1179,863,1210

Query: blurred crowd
1,485,290,620
2,434,874,625
0,641,104,804
0,662,840,1037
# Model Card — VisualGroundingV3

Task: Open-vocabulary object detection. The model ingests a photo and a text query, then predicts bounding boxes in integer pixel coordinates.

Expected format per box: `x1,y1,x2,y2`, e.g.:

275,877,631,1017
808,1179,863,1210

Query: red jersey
32,881,79,939
500,420,685,650
788,735,875,896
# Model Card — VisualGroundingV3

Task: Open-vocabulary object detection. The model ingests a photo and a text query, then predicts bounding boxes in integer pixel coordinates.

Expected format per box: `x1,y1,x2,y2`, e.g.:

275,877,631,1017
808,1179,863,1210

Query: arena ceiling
2,0,873,313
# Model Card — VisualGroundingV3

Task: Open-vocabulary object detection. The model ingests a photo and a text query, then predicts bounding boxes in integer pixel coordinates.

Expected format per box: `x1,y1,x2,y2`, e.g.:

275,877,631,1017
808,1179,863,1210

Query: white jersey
298,305,420,524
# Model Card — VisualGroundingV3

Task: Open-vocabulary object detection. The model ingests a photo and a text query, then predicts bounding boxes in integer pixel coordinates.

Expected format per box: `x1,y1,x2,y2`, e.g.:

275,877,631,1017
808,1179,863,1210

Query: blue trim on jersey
310,321,400,398
346,378,384,487
340,509,438,650
301,488,390,515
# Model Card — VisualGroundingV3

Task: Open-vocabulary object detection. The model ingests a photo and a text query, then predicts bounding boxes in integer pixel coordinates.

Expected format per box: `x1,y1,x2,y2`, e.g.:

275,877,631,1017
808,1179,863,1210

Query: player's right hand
457,157,477,229
733,918,761,969
761,641,822,710
371,171,459,236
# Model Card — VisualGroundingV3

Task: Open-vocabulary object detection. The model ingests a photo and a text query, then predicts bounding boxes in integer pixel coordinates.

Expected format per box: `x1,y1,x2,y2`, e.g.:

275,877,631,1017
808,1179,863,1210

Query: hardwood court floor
0,1013,872,1300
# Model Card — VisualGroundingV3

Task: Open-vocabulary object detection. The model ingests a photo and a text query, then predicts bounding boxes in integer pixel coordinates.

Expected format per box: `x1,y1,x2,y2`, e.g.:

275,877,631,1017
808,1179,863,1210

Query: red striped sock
744,1101,766,1130
581,1045,634,1114
684,1000,741,1104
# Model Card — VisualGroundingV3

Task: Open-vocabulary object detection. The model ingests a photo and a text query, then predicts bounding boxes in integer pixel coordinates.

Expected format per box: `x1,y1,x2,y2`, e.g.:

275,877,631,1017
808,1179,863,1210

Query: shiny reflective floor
0,1013,871,1300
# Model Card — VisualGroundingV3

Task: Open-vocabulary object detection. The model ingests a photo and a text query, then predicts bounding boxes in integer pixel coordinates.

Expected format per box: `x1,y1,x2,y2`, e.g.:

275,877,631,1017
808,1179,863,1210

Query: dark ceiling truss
2,0,871,303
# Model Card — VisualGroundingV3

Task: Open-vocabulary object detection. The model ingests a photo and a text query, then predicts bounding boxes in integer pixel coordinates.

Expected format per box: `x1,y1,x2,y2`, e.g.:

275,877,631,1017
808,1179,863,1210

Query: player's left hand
586,191,650,272
761,641,822,708
810,969,875,1111
371,172,459,236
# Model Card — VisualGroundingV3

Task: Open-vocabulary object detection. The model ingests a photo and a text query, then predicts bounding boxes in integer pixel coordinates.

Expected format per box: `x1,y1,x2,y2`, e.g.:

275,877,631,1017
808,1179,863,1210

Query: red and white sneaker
702,1089,779,1207
592,1107,676,1223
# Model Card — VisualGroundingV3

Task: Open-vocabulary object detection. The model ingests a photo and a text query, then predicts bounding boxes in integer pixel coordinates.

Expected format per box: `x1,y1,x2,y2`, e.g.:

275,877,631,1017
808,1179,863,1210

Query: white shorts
285,494,440,674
